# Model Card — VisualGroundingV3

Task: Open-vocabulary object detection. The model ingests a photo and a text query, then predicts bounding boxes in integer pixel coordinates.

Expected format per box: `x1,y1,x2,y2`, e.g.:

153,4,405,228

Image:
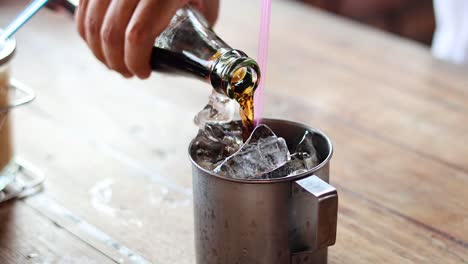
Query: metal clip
0,79,36,113
0,157,45,203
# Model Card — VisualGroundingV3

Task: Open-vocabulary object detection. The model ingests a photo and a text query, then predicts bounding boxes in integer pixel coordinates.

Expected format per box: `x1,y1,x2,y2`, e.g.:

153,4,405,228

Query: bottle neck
210,50,260,99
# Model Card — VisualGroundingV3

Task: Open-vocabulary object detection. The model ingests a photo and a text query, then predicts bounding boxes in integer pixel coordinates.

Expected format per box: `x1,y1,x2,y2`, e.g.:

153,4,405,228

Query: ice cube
294,131,320,168
213,125,290,179
264,131,321,179
194,90,237,128
191,123,243,170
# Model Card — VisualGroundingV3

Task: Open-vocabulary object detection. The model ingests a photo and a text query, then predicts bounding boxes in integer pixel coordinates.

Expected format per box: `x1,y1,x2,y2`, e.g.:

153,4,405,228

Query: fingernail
138,70,151,80
122,72,133,79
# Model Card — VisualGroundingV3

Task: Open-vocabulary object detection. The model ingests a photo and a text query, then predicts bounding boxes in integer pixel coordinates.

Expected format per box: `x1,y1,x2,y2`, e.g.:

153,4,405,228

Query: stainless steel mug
189,119,338,264
0,35,36,191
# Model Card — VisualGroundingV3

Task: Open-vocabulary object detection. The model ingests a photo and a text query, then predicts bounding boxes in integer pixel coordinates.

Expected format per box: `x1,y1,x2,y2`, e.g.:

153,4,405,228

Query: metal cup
0,35,36,191
189,119,338,264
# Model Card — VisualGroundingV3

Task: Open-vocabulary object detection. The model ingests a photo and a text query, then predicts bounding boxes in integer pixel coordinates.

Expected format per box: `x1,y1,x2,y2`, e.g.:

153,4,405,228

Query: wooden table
1,0,467,263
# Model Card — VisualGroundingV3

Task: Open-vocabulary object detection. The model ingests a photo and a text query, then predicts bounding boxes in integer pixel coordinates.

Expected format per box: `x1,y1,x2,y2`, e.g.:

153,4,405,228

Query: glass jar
0,36,35,191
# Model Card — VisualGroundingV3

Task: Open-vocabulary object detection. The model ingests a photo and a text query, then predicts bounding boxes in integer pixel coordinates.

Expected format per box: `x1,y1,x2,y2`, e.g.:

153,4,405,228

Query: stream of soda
254,0,272,126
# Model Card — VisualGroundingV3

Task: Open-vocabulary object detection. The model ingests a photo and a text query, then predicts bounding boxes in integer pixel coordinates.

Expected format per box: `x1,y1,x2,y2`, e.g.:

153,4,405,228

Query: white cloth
432,0,468,65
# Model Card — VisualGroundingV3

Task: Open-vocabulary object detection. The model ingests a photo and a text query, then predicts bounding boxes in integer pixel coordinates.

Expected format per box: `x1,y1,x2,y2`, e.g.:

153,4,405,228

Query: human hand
76,0,219,79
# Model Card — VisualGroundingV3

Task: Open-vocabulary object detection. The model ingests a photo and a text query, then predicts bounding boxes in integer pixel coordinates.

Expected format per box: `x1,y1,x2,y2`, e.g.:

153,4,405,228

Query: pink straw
254,0,272,126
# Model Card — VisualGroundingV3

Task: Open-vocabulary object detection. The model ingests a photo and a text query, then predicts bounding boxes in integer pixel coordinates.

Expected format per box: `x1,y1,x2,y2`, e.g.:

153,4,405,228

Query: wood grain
0,201,113,263
332,189,468,263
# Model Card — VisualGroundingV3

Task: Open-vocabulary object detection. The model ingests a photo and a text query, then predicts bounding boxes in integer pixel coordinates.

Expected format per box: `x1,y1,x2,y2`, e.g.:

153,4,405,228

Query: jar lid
0,36,16,67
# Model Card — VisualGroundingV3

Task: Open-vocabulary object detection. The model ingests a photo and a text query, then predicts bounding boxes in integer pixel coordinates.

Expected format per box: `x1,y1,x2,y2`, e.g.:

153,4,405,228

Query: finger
84,0,111,63
125,0,184,79
101,0,140,77
188,0,202,10
75,0,90,40
193,0,219,26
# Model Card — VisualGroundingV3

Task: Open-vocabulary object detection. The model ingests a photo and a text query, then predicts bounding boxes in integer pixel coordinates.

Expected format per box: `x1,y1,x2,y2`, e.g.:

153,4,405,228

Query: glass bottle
56,1,260,100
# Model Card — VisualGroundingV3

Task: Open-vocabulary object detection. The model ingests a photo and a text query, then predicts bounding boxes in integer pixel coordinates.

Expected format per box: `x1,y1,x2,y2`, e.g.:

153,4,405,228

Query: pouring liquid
59,1,261,140
231,67,256,141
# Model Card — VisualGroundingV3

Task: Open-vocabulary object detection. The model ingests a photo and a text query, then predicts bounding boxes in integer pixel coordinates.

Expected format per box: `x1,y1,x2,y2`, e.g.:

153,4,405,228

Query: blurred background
0,0,437,46
299,0,435,45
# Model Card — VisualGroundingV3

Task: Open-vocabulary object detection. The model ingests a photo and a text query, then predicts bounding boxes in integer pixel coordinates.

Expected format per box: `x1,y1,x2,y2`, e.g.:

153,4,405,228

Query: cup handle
0,79,36,113
290,175,338,262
